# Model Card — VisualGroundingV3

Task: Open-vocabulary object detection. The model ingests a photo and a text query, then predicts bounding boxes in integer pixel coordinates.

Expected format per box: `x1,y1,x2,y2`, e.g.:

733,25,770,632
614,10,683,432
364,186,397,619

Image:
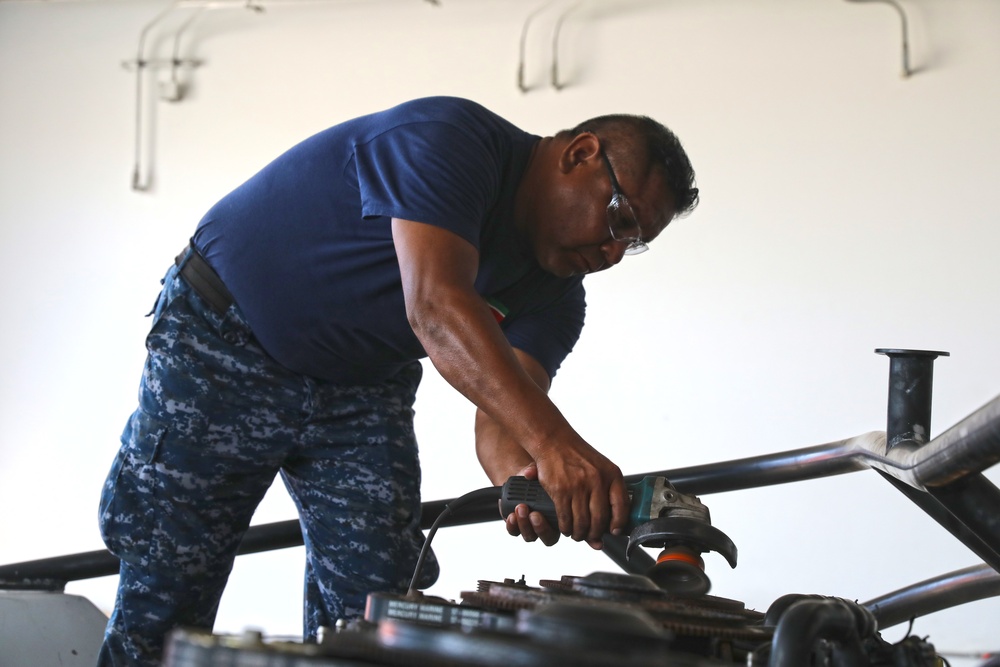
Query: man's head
517,114,698,278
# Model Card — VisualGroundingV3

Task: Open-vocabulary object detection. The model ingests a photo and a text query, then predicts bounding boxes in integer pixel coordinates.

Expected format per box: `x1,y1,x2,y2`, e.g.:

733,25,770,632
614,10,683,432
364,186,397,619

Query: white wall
1,0,998,661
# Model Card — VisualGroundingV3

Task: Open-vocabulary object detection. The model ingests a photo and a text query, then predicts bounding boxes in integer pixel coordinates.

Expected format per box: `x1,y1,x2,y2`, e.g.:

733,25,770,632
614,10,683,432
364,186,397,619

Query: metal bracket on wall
125,1,266,192
124,0,441,193
517,0,583,93
125,0,917,189
517,0,915,94
845,0,912,78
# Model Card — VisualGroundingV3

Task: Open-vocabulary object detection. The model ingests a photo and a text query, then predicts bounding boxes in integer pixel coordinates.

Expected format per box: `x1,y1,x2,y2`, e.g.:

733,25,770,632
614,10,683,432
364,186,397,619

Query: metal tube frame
2,350,999,628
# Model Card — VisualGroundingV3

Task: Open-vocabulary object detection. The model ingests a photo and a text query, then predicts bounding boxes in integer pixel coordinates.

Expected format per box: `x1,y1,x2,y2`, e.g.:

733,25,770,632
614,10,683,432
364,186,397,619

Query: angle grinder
500,475,738,596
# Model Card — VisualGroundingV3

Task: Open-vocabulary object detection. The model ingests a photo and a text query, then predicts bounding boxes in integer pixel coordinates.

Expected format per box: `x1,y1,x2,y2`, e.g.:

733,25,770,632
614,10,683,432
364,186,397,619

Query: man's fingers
517,462,539,480
554,496,572,537
515,504,551,544
588,487,612,543
515,504,539,542
608,477,630,536
571,491,591,542
530,511,560,546
506,504,560,546
505,512,520,537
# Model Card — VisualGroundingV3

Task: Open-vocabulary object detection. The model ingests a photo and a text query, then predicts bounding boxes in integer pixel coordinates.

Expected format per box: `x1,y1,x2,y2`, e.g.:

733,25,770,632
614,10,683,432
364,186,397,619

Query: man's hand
532,432,630,548
504,455,628,549
475,351,626,549
502,463,561,547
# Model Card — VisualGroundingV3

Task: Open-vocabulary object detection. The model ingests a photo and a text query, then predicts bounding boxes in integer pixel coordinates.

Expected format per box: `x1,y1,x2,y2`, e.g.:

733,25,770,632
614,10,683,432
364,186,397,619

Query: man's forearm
474,348,554,485
393,221,575,459
475,409,535,485
415,289,578,462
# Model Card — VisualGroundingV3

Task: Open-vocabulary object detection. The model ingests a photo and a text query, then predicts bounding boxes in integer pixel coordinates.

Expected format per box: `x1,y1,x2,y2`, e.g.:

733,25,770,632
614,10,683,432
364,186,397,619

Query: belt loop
174,238,194,271
176,240,236,316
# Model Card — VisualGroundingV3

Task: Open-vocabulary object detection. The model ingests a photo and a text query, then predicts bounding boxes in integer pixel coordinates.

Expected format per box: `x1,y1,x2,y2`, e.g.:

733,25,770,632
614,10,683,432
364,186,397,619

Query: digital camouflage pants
97,257,438,666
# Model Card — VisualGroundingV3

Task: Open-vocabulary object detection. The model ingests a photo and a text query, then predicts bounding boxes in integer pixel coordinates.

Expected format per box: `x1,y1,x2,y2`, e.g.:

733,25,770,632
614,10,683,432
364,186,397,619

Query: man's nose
600,238,628,268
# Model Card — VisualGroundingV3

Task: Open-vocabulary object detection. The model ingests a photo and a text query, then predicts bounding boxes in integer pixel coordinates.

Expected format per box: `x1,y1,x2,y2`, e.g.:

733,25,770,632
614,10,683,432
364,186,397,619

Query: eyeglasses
597,143,649,256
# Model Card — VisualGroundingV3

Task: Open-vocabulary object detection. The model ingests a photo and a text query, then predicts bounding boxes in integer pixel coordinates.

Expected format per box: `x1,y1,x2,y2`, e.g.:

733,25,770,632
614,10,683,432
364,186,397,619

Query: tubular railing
2,349,999,627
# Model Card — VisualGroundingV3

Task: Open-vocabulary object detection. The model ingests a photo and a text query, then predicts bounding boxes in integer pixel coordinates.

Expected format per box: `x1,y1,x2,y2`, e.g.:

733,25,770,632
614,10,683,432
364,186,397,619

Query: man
97,96,698,665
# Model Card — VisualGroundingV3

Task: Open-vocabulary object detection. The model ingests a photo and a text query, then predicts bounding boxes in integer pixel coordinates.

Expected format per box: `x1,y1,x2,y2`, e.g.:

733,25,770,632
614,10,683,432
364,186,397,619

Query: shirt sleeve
353,121,502,249
502,279,586,380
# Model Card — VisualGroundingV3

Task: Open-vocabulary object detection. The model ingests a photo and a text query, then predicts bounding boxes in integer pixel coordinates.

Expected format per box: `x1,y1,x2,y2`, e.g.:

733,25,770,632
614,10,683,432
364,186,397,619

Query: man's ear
558,132,601,173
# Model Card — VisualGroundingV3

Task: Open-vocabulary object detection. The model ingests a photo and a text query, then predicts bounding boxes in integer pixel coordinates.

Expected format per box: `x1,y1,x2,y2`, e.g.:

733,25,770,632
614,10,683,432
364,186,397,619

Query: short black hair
562,114,699,218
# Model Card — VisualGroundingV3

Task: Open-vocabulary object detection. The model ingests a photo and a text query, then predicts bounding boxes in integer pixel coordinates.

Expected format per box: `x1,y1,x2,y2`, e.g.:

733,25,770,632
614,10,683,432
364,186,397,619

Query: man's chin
547,264,580,279
551,253,590,278
535,256,570,278
534,249,588,278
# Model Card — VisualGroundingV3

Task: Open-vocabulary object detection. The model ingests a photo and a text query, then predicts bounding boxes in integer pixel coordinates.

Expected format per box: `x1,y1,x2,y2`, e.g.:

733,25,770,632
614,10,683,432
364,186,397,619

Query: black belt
175,242,235,315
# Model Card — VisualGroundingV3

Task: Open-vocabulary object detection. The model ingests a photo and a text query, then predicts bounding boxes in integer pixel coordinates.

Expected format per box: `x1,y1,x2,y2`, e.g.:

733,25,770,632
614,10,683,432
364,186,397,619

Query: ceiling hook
845,0,912,78
551,1,582,91
517,1,555,93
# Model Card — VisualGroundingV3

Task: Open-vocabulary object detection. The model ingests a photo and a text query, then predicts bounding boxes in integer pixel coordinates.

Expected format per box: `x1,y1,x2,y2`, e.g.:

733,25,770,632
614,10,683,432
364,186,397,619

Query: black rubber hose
769,598,874,667
763,593,827,627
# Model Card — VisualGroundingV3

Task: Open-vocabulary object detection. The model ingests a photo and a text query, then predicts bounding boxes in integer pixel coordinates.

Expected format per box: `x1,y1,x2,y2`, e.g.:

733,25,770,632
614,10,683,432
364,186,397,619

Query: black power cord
406,485,503,597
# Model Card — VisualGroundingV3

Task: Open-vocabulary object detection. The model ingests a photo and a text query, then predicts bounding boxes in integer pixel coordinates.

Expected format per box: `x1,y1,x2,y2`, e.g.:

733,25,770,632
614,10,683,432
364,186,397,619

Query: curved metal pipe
3,406,998,585
428,418,996,527
649,389,1000,496
912,394,1000,487
864,564,1000,630
647,432,881,495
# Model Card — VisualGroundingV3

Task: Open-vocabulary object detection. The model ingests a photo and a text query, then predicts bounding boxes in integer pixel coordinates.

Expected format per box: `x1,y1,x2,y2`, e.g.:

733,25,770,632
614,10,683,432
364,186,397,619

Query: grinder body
500,475,737,596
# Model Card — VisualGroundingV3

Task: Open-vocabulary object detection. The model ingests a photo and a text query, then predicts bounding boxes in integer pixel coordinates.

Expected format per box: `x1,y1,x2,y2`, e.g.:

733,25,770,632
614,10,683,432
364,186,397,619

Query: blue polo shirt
192,97,585,384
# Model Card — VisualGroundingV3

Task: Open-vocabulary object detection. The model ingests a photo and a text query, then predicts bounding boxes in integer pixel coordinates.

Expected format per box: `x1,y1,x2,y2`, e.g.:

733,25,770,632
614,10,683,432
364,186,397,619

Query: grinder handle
499,476,559,526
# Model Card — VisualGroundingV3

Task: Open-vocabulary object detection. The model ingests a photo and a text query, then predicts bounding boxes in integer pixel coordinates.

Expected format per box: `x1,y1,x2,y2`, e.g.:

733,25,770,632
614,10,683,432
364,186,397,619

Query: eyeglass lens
607,196,648,255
